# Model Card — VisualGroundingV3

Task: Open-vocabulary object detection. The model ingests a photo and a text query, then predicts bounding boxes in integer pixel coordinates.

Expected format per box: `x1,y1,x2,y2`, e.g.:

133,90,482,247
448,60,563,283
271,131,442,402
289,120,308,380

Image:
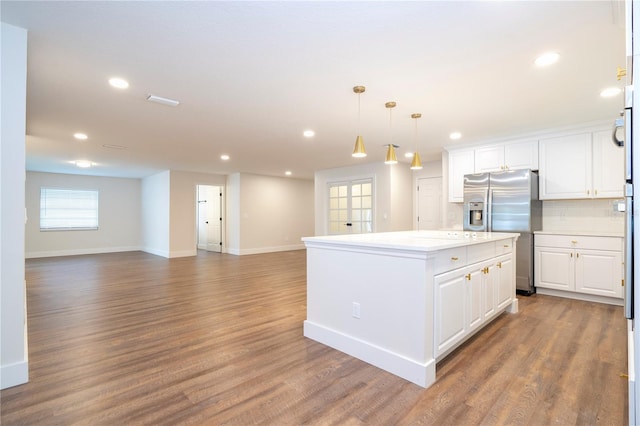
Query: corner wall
1,22,28,389
25,172,142,258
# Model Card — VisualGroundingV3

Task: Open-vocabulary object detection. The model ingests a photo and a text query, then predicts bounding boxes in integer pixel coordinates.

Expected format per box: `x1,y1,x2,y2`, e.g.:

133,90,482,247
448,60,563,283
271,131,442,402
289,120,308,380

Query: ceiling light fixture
285,171,292,176
303,130,315,138
146,94,180,107
410,113,423,170
73,132,88,140
108,77,129,89
534,52,559,67
220,154,230,161
352,85,366,158
600,87,622,98
75,160,92,168
449,131,462,140
384,101,398,165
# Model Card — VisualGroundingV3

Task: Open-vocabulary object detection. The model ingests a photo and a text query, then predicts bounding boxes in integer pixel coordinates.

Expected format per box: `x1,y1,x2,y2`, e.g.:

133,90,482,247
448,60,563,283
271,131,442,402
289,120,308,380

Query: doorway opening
196,185,224,253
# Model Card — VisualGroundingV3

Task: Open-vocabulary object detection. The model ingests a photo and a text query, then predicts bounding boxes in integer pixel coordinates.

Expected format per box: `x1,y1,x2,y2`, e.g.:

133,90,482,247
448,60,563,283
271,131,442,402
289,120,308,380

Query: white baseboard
536,287,624,306
26,246,142,259
232,243,306,256
303,320,436,388
142,247,170,258
1,360,28,389
168,249,197,258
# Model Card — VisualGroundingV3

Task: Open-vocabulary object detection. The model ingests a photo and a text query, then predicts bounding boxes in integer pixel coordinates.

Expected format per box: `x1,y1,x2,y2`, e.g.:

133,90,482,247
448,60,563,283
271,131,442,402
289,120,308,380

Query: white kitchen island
302,230,519,388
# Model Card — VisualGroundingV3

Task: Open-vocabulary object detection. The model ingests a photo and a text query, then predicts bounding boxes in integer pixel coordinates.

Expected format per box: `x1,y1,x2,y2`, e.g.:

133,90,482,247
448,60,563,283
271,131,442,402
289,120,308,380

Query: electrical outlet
352,302,361,319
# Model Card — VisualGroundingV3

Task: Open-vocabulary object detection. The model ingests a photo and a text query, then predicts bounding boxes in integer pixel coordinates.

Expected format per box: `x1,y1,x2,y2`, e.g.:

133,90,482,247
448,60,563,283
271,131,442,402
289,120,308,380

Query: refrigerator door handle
625,184,633,319
487,188,492,232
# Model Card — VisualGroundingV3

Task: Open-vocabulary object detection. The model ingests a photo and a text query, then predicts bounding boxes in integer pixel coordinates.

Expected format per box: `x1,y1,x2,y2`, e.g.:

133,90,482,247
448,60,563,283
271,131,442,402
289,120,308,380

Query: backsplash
542,199,624,234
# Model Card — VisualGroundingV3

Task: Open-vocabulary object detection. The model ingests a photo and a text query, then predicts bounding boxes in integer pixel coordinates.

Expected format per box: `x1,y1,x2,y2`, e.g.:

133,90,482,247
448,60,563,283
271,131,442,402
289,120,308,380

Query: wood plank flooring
1,250,628,425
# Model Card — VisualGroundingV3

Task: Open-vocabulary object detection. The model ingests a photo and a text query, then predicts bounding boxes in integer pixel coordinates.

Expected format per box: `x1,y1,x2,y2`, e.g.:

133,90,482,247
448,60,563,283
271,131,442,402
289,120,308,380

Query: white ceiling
1,1,626,180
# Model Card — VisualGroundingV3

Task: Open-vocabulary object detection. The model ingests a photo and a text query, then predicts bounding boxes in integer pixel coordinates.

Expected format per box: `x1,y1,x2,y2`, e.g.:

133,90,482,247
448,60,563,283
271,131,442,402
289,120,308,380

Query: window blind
40,188,99,230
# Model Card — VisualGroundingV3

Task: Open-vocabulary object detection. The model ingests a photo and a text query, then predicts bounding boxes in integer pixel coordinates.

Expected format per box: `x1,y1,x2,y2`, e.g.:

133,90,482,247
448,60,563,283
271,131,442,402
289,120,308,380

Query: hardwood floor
1,250,628,425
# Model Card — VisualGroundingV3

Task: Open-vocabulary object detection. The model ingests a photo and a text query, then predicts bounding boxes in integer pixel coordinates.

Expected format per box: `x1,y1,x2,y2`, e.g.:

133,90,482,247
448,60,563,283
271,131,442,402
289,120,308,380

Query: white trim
232,244,306,256
142,247,170,258
304,321,436,388
26,246,143,259
536,287,624,306
0,360,28,390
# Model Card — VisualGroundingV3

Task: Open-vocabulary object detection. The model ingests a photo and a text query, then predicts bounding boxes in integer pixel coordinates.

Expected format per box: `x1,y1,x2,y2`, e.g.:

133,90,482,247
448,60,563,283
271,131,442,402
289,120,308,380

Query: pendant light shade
385,144,398,164
410,113,423,170
352,86,367,158
353,135,366,157
385,101,398,165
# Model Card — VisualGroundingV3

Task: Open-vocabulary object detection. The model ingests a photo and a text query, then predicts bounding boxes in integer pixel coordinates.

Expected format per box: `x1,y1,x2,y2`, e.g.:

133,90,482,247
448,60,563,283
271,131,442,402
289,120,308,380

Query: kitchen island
302,230,519,388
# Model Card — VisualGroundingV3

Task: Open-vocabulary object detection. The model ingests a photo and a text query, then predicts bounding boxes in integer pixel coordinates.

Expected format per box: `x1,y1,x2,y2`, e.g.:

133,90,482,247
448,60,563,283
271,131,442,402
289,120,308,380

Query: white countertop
535,230,624,238
302,230,520,252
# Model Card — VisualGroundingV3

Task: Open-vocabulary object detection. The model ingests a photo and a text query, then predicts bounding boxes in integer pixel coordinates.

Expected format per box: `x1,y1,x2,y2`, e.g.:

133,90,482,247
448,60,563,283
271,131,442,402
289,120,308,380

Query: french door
328,178,373,234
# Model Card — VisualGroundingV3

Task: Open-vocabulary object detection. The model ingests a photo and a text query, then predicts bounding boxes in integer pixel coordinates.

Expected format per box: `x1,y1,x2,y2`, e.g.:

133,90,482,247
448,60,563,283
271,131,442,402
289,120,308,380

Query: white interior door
327,179,373,235
417,177,442,230
197,185,223,252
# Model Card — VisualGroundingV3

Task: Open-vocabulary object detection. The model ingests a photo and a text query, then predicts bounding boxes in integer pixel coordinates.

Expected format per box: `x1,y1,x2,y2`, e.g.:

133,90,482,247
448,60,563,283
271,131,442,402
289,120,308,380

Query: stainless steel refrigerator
462,169,542,294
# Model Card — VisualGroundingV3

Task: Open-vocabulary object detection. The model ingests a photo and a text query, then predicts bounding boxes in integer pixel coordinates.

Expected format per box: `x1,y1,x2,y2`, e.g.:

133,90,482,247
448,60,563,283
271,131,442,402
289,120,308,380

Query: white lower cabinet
535,234,623,301
435,253,513,357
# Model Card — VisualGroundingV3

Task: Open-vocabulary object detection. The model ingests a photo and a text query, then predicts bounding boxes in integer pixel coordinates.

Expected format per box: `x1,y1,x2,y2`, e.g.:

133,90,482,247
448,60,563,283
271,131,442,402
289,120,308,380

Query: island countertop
302,230,520,252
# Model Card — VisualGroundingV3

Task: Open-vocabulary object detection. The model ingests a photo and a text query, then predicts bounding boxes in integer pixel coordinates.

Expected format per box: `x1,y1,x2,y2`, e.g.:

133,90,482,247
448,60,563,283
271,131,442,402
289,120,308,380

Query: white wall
169,170,226,257
25,172,142,258
231,173,314,255
141,171,170,257
314,162,413,235
1,22,28,389
226,173,241,254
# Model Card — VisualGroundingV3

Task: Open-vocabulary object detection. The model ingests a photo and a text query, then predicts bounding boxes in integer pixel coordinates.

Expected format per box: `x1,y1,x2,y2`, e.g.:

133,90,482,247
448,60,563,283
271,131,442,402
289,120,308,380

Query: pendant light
352,86,367,157
384,101,398,164
410,113,423,170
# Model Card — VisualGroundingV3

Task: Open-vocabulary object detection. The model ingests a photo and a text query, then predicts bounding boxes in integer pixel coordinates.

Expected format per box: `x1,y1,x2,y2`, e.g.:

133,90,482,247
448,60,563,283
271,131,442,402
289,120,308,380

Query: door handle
205,221,209,224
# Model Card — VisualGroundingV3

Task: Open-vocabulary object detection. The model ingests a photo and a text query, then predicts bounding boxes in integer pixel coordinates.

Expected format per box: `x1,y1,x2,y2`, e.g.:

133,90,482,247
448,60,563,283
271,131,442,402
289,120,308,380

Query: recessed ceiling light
449,132,462,140
404,152,414,159
108,77,129,89
75,160,92,168
220,154,230,161
73,132,88,140
303,130,315,138
534,52,559,67
600,87,622,98
285,170,292,176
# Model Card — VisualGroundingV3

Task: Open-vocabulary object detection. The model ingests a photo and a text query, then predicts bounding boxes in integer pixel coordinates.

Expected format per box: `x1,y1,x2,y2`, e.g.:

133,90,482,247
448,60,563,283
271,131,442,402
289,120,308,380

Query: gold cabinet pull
576,253,580,258
571,240,578,244
497,262,502,268
622,279,625,287
451,257,459,261
503,244,509,248
465,273,471,280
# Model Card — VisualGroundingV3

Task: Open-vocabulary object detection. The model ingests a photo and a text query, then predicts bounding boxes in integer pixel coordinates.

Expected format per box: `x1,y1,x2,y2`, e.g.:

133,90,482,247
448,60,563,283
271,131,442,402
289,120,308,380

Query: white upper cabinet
539,131,624,200
592,130,625,198
448,149,474,203
474,140,538,173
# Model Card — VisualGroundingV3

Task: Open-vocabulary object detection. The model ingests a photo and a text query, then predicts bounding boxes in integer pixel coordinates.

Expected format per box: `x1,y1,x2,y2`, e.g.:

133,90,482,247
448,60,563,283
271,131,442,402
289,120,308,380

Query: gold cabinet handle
576,252,580,258
571,240,578,244
465,273,471,280
595,189,598,196
497,262,502,268
622,279,625,287
503,244,509,248
451,257,459,261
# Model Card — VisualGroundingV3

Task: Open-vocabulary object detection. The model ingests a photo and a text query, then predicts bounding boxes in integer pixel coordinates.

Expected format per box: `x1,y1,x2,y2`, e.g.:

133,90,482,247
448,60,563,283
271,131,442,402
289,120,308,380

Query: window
328,178,373,234
40,188,99,230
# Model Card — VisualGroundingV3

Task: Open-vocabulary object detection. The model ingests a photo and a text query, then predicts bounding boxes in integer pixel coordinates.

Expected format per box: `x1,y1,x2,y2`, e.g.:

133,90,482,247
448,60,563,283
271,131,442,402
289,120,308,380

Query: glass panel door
327,179,373,234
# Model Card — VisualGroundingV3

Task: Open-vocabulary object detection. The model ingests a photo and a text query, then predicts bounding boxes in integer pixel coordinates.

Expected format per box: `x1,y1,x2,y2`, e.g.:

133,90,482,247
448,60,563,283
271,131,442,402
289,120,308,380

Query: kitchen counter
302,230,519,388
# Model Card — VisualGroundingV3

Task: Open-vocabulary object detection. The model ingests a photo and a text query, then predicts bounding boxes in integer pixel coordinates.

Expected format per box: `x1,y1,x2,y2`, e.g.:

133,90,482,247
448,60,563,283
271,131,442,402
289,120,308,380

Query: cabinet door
592,130,624,198
504,140,538,171
434,269,467,356
482,263,496,319
575,249,623,298
448,149,475,202
474,145,504,173
468,267,483,333
539,133,592,199
496,255,514,311
535,247,574,290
